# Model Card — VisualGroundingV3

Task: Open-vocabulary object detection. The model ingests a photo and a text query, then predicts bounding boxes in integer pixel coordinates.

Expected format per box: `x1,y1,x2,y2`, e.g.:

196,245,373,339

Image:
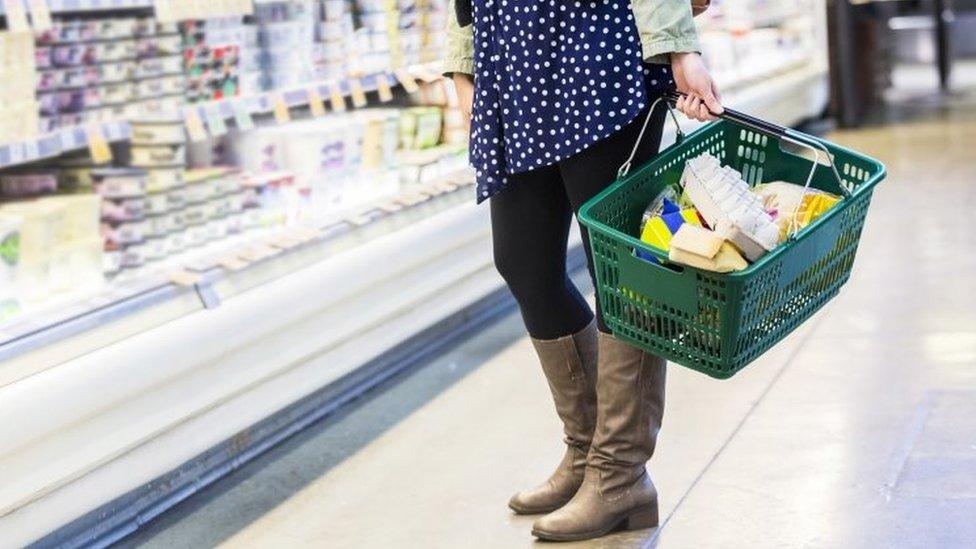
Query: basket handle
621,91,852,240
663,91,851,199
617,95,684,179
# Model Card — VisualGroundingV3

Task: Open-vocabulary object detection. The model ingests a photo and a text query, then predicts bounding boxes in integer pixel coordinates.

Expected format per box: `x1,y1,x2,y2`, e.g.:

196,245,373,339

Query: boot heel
624,502,659,530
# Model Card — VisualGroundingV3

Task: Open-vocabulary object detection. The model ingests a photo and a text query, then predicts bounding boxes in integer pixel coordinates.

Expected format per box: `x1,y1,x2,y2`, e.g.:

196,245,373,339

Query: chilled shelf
0,168,475,365
0,120,131,169
0,0,153,14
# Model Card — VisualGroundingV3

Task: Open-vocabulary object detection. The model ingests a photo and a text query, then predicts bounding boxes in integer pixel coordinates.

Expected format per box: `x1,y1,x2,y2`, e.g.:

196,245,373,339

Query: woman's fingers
697,101,715,121
688,95,703,121
675,92,720,121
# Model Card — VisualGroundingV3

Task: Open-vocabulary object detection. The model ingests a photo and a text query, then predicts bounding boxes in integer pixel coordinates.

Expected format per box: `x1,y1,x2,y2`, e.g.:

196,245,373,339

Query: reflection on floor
119,92,976,548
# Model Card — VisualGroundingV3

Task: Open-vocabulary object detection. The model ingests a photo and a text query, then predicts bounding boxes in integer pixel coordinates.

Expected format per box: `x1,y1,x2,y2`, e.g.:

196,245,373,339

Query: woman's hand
671,52,723,122
452,73,475,120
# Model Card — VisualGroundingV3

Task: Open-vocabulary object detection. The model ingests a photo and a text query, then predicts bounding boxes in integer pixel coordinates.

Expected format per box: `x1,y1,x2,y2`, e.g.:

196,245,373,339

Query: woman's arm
443,0,475,77
634,0,723,122
632,0,701,63
443,0,475,118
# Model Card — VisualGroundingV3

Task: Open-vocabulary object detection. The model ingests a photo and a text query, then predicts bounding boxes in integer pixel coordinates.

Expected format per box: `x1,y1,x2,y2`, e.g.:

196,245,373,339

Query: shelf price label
218,255,249,271
21,140,38,162
184,109,208,141
27,0,52,31
3,0,30,32
232,100,255,131
328,81,347,113
376,75,394,103
307,87,327,118
205,104,228,136
348,77,368,108
168,270,202,287
85,123,112,164
394,69,420,93
271,92,291,124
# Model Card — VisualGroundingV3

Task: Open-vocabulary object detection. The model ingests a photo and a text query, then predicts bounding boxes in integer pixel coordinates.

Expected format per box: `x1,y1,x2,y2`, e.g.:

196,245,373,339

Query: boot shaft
529,320,599,447
588,332,666,492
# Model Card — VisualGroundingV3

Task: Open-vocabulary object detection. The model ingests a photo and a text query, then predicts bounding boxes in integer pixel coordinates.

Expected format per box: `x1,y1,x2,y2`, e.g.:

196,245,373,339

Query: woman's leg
557,99,668,332
489,164,593,340
532,98,669,541
490,165,600,515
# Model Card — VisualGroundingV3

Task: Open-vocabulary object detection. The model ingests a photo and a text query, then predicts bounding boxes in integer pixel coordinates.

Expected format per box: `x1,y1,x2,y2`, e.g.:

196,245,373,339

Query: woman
443,0,723,541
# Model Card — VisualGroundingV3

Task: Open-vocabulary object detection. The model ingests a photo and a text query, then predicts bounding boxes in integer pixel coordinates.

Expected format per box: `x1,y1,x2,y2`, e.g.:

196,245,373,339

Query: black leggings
490,98,667,340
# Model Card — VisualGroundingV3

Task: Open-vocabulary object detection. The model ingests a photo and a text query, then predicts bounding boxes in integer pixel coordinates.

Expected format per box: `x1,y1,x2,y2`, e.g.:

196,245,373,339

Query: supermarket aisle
121,99,976,548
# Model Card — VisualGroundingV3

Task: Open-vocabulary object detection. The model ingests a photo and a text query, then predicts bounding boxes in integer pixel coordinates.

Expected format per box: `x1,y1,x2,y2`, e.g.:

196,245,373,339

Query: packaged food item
130,144,186,167
681,153,779,260
0,172,59,198
101,219,147,247
101,196,147,223
144,167,184,192
752,181,841,242
91,168,148,198
0,215,21,288
0,200,65,298
44,194,100,241
130,119,186,145
668,224,748,273
637,197,704,262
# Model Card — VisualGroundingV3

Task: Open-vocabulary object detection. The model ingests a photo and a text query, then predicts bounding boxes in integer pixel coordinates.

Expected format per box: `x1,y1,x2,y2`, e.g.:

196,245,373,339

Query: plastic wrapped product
0,215,21,288
681,152,776,261
92,168,148,198
131,119,187,145
130,144,186,167
668,224,748,273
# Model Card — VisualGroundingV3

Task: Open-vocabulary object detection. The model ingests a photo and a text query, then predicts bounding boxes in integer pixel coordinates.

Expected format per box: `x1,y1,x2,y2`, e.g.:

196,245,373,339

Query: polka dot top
469,0,673,202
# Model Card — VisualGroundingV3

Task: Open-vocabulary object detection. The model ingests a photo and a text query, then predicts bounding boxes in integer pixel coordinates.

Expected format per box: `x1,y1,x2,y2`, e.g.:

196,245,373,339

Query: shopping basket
578,93,886,379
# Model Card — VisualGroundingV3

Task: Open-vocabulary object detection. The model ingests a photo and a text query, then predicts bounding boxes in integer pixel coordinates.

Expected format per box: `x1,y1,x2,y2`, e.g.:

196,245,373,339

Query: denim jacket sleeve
442,0,700,75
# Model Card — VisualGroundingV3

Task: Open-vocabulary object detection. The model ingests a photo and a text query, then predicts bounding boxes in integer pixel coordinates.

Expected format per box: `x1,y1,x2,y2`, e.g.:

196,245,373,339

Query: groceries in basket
637,152,841,273
753,181,841,242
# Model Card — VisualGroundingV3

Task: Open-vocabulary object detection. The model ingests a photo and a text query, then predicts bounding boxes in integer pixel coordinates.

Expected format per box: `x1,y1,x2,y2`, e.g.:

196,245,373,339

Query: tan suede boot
531,332,666,541
508,320,598,515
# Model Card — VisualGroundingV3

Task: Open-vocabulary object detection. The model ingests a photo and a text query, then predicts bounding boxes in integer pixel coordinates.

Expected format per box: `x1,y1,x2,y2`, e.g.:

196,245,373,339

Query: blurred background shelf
0,0,153,14
0,120,130,168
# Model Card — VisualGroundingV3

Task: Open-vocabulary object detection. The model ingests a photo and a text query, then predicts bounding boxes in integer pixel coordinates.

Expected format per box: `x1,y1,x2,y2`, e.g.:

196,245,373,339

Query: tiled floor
120,90,976,548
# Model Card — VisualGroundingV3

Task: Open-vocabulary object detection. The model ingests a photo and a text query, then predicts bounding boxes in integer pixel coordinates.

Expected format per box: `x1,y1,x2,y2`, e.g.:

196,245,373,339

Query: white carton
681,153,778,261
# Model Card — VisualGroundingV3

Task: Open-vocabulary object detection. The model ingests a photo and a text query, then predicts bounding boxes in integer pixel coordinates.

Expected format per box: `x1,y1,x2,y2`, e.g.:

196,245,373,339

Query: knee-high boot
531,332,666,540
509,319,598,514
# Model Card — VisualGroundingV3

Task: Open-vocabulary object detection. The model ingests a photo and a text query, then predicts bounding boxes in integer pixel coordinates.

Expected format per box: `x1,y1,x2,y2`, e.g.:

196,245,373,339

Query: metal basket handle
617,95,684,179
620,91,852,240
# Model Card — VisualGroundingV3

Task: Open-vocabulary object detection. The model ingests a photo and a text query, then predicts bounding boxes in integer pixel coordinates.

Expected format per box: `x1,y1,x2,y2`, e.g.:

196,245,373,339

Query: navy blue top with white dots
469,0,674,202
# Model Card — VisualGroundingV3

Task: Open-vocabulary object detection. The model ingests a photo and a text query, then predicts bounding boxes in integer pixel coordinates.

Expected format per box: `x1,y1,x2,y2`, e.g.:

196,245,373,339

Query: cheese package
668,224,748,273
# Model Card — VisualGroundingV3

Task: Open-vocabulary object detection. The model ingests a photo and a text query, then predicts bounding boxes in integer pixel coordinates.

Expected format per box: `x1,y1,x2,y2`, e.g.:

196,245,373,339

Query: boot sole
531,502,659,541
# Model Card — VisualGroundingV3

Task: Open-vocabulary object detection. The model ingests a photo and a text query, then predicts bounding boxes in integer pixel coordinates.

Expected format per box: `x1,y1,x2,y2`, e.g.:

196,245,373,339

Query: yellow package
639,208,701,252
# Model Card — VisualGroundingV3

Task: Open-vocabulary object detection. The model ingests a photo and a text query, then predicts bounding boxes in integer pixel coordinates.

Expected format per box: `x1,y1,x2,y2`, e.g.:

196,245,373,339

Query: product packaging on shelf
0,31,40,144
34,15,187,133
0,193,103,299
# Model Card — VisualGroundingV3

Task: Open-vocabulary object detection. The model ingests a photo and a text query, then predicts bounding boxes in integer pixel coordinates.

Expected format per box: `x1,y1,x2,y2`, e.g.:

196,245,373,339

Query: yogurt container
144,167,184,193
130,118,186,145
130,144,186,167
91,168,148,198
101,219,148,246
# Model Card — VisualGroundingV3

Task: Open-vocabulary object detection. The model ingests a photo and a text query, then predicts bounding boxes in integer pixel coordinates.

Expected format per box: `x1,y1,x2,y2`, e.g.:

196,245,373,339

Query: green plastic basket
578,105,886,379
